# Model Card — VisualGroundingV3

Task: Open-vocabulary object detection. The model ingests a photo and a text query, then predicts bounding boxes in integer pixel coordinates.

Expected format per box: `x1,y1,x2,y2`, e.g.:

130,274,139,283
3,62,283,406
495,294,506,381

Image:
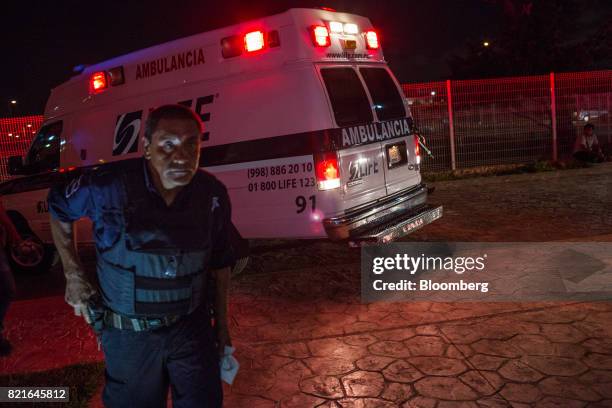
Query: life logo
348,158,379,181
113,111,142,156
112,94,215,156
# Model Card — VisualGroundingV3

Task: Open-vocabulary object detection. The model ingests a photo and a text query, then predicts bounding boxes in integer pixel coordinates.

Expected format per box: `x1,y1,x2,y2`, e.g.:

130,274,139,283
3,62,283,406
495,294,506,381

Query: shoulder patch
65,175,84,199
211,196,220,212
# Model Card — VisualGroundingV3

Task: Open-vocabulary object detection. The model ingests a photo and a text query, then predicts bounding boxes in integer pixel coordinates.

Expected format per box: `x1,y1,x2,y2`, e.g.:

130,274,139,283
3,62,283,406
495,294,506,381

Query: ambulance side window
359,68,406,121
321,68,373,127
24,121,62,172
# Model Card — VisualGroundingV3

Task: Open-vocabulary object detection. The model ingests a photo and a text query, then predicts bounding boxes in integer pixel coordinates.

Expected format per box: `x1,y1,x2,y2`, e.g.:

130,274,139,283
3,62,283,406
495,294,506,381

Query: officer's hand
65,274,97,324
217,324,232,356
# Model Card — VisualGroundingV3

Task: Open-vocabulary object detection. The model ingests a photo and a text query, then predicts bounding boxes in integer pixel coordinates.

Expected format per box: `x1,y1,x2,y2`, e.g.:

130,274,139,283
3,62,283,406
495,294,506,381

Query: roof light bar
328,21,359,35
329,21,343,33
343,23,358,34
222,30,280,58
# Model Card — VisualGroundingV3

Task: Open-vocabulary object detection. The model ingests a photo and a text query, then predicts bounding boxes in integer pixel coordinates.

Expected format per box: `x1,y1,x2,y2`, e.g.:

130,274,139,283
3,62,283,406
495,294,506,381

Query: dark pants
0,249,16,333
101,308,222,408
573,150,604,163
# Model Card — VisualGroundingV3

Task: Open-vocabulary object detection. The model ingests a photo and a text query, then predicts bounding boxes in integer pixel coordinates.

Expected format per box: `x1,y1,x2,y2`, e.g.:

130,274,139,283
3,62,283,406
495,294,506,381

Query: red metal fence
403,70,612,172
0,115,42,180
1,70,610,180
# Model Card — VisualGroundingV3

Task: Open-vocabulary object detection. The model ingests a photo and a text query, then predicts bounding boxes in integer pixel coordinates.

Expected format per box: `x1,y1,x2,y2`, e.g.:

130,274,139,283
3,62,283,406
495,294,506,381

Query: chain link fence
404,69,612,172
555,71,612,159
401,81,451,172
0,115,42,180
1,70,610,180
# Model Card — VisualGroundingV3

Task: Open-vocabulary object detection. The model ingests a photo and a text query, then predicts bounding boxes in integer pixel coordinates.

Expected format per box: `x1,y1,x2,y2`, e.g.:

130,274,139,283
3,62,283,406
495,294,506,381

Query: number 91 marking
296,195,316,213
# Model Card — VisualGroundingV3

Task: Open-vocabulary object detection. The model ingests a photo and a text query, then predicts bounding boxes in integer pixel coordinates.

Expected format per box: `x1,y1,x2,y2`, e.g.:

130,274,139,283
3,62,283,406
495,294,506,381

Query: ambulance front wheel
8,236,55,275
5,211,55,274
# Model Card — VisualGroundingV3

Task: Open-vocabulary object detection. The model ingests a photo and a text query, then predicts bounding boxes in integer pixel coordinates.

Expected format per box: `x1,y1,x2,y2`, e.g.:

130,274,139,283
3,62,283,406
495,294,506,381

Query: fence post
606,92,612,144
550,72,558,161
446,79,457,170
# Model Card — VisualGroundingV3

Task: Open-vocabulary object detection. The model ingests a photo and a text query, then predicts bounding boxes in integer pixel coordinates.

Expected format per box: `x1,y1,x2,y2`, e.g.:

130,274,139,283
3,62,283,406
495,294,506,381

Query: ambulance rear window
359,68,406,121
321,68,373,127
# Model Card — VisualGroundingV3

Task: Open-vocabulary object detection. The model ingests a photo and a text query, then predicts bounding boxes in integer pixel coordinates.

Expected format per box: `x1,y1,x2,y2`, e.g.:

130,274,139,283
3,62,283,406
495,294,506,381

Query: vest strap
134,299,192,316
134,274,195,290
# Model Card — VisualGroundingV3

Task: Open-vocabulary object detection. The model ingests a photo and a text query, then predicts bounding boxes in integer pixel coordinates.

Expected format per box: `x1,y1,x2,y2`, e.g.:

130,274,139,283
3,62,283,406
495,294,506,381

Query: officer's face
145,118,201,190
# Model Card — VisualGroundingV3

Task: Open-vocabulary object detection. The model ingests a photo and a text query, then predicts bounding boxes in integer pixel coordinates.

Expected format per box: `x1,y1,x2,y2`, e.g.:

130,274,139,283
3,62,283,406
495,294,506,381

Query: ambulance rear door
318,65,387,211
358,65,421,195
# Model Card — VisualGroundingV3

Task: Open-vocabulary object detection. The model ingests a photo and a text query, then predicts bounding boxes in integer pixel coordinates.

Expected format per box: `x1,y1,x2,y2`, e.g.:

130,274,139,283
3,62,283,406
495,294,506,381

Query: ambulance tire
5,211,55,275
231,256,249,278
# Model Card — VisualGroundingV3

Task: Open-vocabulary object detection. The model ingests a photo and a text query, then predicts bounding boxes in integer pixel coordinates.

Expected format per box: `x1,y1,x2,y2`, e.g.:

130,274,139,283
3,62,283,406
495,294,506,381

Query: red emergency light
222,30,280,58
365,30,379,49
311,25,331,47
245,30,265,52
89,71,108,94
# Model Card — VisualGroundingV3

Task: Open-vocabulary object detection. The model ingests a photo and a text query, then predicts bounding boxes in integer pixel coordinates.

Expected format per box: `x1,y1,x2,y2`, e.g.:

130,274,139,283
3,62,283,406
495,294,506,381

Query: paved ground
225,300,612,408
2,163,612,407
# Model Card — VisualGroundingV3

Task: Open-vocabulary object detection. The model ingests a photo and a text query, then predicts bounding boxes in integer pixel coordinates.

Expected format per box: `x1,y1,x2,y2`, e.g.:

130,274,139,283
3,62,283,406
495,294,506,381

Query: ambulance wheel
7,235,55,275
4,211,55,275
231,257,249,277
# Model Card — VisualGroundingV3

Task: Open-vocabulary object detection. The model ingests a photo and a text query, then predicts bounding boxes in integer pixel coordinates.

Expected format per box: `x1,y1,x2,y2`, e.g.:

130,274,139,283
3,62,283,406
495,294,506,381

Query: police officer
48,105,234,407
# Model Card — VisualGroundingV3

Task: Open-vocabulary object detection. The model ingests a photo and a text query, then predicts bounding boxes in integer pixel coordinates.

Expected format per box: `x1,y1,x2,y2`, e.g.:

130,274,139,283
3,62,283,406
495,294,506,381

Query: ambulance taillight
89,71,107,94
414,135,421,165
314,152,341,190
310,25,331,47
365,30,379,49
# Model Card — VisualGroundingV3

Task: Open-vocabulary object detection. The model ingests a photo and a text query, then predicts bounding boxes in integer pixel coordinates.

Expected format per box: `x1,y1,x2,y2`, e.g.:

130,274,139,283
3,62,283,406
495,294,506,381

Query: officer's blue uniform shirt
47,159,235,318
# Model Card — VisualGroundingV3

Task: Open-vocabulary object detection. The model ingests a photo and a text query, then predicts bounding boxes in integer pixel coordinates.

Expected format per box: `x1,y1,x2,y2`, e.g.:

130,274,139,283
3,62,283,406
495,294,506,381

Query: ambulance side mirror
7,156,24,175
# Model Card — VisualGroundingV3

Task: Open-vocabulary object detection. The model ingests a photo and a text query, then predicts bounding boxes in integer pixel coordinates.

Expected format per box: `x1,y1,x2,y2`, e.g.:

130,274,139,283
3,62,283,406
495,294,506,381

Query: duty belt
103,310,183,332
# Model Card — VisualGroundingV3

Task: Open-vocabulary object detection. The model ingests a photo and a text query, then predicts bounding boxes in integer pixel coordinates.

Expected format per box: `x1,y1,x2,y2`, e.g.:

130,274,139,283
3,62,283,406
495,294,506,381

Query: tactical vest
95,166,214,318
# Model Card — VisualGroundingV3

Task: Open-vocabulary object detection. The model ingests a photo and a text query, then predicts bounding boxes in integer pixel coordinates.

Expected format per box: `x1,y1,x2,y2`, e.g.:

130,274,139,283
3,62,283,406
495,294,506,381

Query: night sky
2,0,503,116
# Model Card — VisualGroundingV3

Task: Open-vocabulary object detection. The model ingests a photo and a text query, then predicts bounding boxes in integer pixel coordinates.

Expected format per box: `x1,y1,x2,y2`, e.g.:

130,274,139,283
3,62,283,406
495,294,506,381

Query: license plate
385,142,407,169
402,216,425,233
343,39,357,49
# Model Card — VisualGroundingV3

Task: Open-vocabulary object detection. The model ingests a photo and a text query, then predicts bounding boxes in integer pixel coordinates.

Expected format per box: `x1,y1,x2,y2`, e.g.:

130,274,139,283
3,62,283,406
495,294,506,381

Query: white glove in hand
220,345,239,385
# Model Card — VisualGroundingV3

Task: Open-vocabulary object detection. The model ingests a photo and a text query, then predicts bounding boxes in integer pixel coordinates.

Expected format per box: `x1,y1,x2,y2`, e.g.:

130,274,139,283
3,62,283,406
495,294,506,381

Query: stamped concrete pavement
226,275,612,407
1,164,611,407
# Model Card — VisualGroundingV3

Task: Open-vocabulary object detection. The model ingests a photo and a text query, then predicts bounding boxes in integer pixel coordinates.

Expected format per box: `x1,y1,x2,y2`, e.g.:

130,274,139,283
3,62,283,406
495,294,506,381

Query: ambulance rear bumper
323,183,442,242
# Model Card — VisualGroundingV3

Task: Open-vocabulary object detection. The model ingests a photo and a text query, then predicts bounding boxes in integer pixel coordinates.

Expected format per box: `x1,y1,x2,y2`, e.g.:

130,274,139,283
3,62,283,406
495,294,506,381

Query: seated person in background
573,123,604,163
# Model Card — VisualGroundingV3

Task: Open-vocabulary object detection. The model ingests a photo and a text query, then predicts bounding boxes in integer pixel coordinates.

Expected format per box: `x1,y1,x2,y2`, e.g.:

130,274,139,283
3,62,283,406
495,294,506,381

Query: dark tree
449,0,612,78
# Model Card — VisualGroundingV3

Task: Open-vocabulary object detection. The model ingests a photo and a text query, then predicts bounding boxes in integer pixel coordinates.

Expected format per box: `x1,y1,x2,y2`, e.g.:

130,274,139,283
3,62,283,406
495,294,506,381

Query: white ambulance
2,7,442,273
